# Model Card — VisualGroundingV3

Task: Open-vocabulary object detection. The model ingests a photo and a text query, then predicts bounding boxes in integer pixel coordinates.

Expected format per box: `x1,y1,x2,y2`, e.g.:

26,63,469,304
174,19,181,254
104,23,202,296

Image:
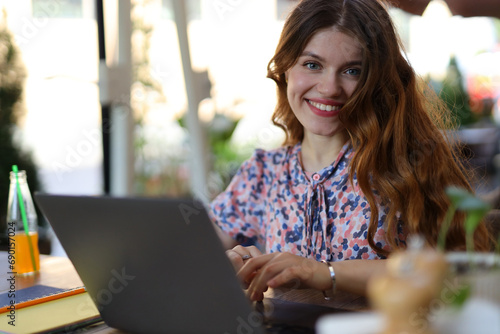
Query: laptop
34,194,337,334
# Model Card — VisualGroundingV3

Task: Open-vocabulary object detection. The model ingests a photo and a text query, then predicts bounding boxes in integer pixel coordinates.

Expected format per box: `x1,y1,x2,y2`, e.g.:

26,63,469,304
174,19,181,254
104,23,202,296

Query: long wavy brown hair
267,0,493,255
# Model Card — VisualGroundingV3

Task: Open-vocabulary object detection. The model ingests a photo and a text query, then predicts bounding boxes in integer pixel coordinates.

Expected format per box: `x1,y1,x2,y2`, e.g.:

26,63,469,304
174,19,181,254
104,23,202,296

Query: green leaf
438,203,456,251
457,197,491,213
464,210,489,234
451,284,471,308
442,186,490,252
445,186,473,206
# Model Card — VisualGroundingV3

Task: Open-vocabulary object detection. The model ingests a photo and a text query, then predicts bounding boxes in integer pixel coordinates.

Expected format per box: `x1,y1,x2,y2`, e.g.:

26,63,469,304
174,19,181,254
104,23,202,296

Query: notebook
0,285,86,313
0,291,101,334
34,194,266,334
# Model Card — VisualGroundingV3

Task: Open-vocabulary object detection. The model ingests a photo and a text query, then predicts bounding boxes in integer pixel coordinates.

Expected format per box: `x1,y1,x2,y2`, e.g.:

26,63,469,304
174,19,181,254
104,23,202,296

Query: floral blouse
209,141,406,261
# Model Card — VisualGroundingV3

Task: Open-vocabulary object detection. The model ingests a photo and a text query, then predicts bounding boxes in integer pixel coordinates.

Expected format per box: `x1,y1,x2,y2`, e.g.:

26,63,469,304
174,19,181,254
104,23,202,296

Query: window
162,0,201,21
32,0,84,18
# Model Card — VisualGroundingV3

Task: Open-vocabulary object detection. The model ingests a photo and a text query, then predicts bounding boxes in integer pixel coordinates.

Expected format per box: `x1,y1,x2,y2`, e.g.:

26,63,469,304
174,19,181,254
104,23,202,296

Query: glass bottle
6,170,40,275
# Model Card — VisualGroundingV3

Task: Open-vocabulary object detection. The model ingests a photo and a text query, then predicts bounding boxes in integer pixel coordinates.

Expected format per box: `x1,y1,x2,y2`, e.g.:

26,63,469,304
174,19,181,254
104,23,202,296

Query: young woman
209,0,493,300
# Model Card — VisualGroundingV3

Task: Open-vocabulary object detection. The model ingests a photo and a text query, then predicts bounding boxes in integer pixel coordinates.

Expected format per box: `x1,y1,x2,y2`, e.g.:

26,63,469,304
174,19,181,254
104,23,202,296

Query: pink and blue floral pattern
209,142,406,261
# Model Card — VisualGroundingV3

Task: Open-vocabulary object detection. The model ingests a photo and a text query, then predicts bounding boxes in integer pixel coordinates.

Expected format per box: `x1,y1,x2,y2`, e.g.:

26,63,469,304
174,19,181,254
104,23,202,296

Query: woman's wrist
321,260,336,300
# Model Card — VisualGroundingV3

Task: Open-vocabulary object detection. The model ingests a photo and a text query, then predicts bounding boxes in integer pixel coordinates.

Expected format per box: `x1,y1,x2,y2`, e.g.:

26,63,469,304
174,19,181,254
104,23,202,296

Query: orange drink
13,232,40,275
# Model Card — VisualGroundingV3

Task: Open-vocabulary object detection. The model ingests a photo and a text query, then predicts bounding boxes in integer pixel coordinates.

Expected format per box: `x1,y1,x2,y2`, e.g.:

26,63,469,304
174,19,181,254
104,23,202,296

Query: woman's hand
237,252,332,301
225,245,263,272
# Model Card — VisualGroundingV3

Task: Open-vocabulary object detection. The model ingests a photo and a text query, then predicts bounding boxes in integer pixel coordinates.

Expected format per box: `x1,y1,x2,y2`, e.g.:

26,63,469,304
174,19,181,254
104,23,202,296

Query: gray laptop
34,194,266,334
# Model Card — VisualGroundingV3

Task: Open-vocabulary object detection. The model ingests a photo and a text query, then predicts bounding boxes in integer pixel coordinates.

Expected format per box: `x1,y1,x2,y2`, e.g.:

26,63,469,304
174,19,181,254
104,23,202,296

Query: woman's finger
226,245,264,273
237,253,277,282
243,254,329,301
226,249,246,272
231,245,250,256
246,245,263,258
243,253,293,300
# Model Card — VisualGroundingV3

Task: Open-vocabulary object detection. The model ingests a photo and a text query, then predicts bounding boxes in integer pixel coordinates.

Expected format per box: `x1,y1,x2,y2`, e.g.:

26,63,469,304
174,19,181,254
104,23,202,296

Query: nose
317,74,342,97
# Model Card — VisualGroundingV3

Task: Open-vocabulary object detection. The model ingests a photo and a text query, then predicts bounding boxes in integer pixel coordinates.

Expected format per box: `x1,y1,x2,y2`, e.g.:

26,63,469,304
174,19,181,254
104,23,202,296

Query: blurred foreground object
368,237,448,334
445,252,500,305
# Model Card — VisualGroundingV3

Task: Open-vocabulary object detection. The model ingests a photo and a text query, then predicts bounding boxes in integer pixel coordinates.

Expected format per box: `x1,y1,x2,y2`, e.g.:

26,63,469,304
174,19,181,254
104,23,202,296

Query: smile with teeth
307,100,341,112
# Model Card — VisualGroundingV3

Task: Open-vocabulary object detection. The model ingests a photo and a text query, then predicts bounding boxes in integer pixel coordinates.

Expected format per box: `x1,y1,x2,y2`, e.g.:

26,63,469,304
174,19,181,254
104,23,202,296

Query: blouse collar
292,141,352,185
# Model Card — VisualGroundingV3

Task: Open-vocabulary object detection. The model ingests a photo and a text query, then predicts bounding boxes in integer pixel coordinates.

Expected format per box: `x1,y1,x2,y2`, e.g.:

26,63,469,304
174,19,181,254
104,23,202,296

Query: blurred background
0,0,499,256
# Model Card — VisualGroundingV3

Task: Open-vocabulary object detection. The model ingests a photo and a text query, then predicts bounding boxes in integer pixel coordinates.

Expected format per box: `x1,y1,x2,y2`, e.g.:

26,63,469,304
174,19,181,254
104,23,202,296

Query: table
0,252,368,333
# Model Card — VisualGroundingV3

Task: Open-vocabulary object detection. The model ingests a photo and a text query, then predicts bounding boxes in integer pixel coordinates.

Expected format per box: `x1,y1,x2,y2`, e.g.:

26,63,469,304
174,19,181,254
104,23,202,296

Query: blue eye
346,68,361,76
305,62,320,70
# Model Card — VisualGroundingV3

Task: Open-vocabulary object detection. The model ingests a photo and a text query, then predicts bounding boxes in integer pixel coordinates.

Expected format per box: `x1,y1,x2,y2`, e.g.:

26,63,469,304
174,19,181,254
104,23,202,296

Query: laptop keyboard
256,298,345,334
263,322,315,334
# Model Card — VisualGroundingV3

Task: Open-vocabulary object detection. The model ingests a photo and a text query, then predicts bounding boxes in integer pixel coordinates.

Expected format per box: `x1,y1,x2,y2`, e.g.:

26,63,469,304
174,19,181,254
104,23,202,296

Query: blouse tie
295,141,350,261
302,173,330,261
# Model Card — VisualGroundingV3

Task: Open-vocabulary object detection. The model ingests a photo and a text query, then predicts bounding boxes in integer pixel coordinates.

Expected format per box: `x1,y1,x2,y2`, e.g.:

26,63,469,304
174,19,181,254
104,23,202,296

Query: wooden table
0,252,368,333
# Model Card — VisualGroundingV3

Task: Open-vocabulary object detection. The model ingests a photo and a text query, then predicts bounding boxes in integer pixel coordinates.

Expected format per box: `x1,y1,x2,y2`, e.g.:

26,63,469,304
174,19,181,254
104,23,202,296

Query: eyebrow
300,51,362,66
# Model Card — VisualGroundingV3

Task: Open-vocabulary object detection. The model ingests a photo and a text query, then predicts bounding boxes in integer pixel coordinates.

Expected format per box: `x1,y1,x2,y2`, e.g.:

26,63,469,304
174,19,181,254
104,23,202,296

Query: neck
301,131,349,173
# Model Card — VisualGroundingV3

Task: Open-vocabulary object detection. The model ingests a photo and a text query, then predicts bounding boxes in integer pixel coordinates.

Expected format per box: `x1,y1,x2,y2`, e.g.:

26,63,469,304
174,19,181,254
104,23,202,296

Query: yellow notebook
0,285,87,313
0,292,101,334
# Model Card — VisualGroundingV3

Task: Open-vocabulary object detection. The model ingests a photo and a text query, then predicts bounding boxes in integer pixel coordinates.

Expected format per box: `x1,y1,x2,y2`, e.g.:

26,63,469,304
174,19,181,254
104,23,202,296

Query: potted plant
439,186,500,306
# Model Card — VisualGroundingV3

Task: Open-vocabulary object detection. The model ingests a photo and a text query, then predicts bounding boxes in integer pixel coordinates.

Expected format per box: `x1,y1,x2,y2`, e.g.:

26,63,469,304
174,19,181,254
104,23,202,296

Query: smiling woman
285,27,361,168
208,0,495,301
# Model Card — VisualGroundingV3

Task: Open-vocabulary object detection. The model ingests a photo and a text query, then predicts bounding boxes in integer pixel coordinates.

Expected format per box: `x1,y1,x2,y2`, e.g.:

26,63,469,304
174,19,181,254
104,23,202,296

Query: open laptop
34,194,337,334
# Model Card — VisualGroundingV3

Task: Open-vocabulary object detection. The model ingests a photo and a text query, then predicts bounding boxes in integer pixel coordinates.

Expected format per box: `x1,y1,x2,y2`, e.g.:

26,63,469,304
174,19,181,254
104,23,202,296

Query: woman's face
286,27,363,140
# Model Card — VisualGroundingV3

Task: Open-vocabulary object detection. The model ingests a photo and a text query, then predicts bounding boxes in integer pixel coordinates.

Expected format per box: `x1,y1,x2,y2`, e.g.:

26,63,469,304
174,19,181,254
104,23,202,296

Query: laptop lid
35,194,264,334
